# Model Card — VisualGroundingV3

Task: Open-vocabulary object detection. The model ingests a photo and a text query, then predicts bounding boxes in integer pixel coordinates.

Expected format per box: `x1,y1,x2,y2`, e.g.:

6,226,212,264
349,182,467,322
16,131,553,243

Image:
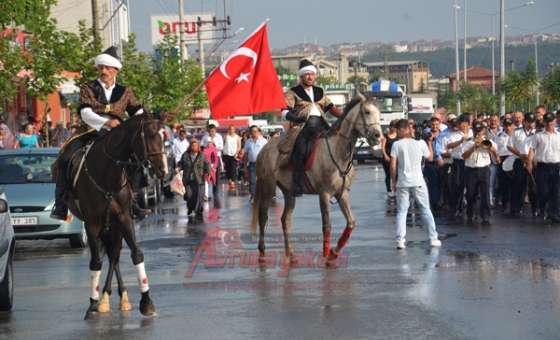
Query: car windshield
0,154,57,184
378,97,403,113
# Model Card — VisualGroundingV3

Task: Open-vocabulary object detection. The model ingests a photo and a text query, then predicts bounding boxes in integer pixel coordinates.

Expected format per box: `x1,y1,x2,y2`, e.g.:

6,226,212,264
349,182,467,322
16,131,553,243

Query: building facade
449,66,496,92
51,0,130,49
362,60,430,93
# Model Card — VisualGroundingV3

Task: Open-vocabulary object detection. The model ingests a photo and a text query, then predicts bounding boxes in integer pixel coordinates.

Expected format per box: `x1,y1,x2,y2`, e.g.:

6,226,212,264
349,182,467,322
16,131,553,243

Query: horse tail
250,144,277,235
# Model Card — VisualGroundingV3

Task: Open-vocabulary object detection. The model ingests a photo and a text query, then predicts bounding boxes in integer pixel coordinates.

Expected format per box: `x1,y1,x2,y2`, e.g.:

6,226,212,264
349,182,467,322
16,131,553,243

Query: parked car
0,191,15,311
0,148,87,248
353,137,380,164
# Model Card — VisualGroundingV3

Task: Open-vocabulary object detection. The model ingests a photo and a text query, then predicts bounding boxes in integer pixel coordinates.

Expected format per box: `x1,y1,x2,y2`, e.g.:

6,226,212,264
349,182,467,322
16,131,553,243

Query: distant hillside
362,42,560,78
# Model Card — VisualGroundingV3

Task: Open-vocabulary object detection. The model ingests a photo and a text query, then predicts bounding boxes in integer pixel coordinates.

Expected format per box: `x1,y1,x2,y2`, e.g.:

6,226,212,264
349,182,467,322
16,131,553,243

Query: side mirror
0,199,8,214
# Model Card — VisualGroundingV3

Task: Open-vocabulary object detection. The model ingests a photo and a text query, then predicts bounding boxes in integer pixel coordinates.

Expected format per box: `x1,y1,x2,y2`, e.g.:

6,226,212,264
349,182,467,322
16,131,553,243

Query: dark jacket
180,151,211,185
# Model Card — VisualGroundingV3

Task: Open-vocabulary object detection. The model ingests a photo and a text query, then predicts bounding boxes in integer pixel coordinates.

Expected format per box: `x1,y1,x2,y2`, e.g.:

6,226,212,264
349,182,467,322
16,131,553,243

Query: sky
130,0,560,52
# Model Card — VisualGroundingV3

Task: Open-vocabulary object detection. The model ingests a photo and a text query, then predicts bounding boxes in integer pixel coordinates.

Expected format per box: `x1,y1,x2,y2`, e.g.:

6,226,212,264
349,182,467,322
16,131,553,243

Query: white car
0,192,15,311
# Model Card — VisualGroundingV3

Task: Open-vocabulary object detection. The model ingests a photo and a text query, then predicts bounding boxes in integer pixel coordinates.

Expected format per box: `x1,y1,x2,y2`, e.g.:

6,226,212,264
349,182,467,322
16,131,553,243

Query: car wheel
69,224,88,248
0,252,13,311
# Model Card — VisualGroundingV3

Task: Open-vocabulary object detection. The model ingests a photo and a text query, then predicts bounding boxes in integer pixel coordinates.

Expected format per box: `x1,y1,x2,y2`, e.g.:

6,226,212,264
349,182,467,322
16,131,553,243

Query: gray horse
250,93,382,264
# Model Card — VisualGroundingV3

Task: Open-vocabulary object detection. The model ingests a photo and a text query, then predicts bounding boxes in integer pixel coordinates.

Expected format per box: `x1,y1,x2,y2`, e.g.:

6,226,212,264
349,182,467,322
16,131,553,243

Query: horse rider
51,46,148,221
283,59,342,197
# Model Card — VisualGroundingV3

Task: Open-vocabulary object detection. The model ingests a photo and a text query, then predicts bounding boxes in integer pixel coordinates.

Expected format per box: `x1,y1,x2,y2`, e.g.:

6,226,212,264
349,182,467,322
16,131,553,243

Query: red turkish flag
205,23,286,118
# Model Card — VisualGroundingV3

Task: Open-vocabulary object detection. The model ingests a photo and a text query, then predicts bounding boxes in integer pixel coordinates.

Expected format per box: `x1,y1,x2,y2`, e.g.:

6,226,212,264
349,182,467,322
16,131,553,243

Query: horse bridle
102,118,164,171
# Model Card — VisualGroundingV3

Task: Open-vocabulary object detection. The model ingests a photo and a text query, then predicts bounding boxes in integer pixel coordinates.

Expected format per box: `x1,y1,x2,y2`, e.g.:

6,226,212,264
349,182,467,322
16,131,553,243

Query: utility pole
178,0,188,60
534,36,539,105
499,0,506,117
463,0,468,82
454,0,461,114
197,17,205,76
91,0,100,45
491,37,496,95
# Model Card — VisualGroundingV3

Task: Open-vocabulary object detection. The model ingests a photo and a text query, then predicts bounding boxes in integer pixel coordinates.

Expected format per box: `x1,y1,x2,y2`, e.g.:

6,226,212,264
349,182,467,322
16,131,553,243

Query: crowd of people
381,105,560,225
0,118,73,150
170,123,276,219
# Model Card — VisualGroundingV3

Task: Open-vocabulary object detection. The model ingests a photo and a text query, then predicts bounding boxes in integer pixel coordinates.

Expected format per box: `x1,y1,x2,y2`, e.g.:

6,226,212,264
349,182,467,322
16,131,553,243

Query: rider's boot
51,165,69,221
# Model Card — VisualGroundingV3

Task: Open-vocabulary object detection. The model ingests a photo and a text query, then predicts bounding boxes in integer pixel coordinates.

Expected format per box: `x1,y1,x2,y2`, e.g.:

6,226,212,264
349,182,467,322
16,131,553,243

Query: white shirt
529,130,560,163
304,87,322,117
449,130,473,160
201,133,224,154
494,131,512,157
462,140,496,168
508,128,535,155
439,130,455,164
244,136,268,163
172,137,189,163
223,133,240,157
390,138,430,188
80,79,143,131
508,127,536,156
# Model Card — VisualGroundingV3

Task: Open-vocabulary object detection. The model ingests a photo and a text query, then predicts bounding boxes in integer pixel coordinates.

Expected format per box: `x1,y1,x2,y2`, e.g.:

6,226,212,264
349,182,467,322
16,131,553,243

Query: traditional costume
282,59,341,196
51,46,144,220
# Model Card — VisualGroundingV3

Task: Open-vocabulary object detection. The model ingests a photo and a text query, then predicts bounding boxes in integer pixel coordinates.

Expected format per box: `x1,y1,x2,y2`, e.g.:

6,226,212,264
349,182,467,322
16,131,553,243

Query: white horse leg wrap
90,270,101,300
136,262,150,293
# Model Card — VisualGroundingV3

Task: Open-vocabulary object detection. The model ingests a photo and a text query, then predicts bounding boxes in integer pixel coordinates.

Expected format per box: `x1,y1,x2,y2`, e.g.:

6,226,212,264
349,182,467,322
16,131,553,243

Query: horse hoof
327,249,339,261
139,291,156,317
84,298,99,320
98,292,111,313
120,291,133,312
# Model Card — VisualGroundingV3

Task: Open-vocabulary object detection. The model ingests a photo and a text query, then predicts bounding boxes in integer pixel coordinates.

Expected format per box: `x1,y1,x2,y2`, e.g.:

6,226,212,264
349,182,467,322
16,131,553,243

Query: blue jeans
396,184,439,241
248,162,256,196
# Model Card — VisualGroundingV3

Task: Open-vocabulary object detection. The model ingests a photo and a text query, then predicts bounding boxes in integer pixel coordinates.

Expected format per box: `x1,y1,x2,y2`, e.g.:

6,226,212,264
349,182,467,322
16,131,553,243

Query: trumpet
480,139,492,149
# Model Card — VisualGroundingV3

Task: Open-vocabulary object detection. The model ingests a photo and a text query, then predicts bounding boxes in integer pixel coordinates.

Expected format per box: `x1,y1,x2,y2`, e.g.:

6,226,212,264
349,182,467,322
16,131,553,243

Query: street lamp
454,0,461,115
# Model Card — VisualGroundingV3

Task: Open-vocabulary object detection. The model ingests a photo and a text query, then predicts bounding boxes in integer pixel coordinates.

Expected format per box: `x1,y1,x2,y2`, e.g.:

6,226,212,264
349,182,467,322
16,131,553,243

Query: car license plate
11,216,38,226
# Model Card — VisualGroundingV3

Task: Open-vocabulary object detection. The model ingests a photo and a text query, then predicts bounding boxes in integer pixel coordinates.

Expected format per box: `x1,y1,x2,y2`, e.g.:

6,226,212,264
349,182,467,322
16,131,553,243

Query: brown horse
250,93,382,264
65,114,168,319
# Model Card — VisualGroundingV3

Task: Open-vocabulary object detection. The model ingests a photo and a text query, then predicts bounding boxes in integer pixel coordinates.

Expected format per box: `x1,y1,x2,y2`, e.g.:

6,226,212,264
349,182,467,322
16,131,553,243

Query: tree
119,33,154,108
347,75,367,86
151,35,206,122
315,74,337,87
500,58,538,112
445,82,497,114
541,65,560,108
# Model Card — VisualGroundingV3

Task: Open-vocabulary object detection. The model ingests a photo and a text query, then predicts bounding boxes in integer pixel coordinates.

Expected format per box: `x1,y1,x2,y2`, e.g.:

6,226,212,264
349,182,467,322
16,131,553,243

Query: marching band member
461,122,498,225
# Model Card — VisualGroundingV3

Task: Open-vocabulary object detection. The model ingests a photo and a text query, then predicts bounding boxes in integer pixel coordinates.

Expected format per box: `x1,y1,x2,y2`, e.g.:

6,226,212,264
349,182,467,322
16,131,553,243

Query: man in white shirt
507,112,537,217
200,124,224,153
390,119,441,250
172,129,189,164
461,122,498,225
494,118,514,210
527,112,560,223
446,114,472,217
244,126,268,199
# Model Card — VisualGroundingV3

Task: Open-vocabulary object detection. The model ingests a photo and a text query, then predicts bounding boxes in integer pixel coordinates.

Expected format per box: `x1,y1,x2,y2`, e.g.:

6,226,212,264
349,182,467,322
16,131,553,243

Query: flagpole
169,20,271,119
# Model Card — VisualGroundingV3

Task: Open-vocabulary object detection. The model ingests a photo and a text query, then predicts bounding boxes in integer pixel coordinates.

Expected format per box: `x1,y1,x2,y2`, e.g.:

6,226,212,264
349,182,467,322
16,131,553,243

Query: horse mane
327,97,362,136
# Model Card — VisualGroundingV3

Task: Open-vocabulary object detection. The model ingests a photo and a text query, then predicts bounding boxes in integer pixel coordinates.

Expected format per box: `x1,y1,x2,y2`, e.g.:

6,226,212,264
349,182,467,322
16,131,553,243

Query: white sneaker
396,239,406,249
430,239,442,247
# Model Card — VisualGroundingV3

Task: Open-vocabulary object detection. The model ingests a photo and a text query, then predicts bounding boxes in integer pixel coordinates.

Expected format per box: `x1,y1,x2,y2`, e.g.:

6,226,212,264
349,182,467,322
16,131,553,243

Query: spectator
179,140,210,220
244,125,267,201
423,116,442,210
222,126,241,190
201,124,224,193
390,119,441,249
172,129,189,164
15,123,40,149
0,120,14,149
380,120,398,198
51,121,71,147
203,141,219,201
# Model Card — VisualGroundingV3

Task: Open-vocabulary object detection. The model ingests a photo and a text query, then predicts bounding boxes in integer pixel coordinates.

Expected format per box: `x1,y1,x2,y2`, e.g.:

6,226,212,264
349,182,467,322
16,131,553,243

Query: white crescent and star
219,47,258,84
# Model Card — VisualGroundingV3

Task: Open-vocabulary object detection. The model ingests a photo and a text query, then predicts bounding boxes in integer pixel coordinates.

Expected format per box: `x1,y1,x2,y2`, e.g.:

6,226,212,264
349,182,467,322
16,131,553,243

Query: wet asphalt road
2,164,560,340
